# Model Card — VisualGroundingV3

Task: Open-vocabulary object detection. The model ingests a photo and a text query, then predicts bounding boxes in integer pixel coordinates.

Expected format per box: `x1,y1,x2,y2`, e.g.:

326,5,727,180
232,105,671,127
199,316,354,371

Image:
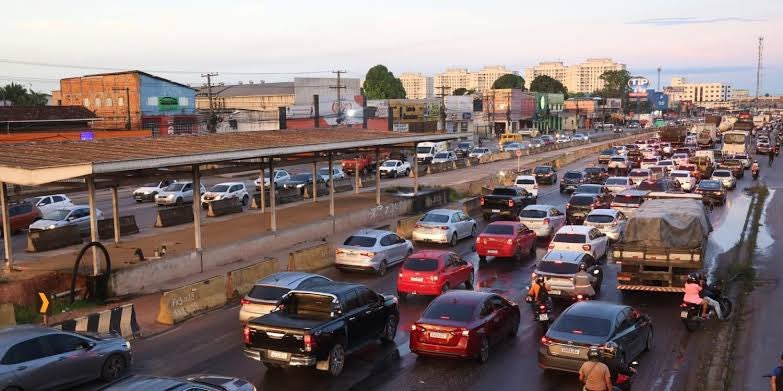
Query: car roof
515,175,535,180
713,169,732,174
524,204,555,211
557,225,593,234
487,221,521,227
425,209,458,215
435,290,493,305
297,281,369,296
606,176,629,181
409,249,452,259
670,170,690,175
541,250,585,263
0,326,60,350
563,301,627,319
577,184,603,188
101,375,196,390
257,272,329,288
213,181,244,186
617,189,650,196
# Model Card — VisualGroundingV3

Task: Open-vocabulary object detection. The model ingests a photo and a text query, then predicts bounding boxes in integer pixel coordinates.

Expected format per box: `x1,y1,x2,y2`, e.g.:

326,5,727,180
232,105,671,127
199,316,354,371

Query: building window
118,97,124,106
147,97,158,106
178,97,189,106
173,119,193,134
106,97,113,107
95,98,102,107
84,98,90,107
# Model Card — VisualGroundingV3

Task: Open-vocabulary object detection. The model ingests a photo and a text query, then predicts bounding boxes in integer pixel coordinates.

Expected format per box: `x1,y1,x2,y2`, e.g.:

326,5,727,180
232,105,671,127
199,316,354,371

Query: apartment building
433,66,518,94
474,66,518,92
524,58,625,93
399,72,433,99
665,77,732,103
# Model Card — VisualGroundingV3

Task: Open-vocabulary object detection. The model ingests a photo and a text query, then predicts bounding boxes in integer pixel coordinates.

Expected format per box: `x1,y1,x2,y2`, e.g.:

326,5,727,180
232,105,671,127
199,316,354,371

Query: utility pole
657,67,662,91
436,85,450,131
201,72,218,132
755,37,764,112
112,87,131,130
330,70,347,124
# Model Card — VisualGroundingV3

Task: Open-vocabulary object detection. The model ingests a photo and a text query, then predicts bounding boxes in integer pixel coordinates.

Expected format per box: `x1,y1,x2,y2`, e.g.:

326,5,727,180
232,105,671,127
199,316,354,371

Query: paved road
75,143,759,391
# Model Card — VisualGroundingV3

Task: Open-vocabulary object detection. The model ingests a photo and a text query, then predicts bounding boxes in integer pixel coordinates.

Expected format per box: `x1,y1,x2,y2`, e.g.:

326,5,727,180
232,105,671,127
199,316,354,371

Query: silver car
411,209,477,246
155,181,207,206
238,272,332,324
335,229,414,276
583,208,628,242
518,205,566,238
102,374,256,391
0,326,132,390
28,205,103,235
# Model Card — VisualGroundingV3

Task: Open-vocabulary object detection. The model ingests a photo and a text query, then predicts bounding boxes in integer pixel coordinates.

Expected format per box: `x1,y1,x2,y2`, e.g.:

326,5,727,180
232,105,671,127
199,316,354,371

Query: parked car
133,180,176,202
318,167,346,182
533,165,558,185
0,325,132,390
610,190,649,217
532,250,602,300
628,169,652,185
335,229,413,276
480,187,536,220
200,182,250,209
559,170,585,193
378,160,411,178
538,301,653,373
0,201,41,236
518,205,566,239
28,205,103,235
514,175,538,198
475,221,536,262
669,170,696,192
583,166,609,184
598,148,617,165
409,291,519,363
154,181,207,206
548,225,609,260
711,169,736,190
468,148,491,159
239,272,332,324
604,177,634,194
455,142,476,158
243,281,399,376
254,169,291,190
397,250,473,298
565,194,610,225
341,154,377,176
102,374,256,391
431,151,457,164
583,208,628,242
412,209,477,246
280,173,326,193
694,179,727,205
26,194,73,215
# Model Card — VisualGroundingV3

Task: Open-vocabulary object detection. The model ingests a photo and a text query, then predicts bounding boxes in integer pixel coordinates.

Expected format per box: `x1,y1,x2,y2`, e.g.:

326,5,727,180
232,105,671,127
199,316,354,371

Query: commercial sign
392,123,409,132
367,100,389,118
158,96,180,111
286,97,364,125
628,77,650,98
444,96,473,114
389,99,441,123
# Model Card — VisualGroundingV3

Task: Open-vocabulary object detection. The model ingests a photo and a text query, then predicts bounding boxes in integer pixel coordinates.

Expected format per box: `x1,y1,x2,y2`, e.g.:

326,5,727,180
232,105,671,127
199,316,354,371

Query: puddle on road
756,189,775,255
705,192,752,277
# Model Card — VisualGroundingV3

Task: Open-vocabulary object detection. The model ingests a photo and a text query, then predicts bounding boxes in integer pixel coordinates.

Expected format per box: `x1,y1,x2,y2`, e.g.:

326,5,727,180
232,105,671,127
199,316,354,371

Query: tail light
617,374,631,385
243,326,251,344
398,273,403,278
410,324,418,331
582,244,592,251
480,197,485,206
548,243,555,249
506,239,513,245
566,203,571,209
461,329,471,337
508,199,514,207
611,220,619,227
475,237,481,244
240,298,252,306
543,218,550,225
414,223,422,228
540,336,554,346
539,305,546,310
335,249,346,255
360,252,375,258
430,275,439,282
304,334,316,352
439,226,449,230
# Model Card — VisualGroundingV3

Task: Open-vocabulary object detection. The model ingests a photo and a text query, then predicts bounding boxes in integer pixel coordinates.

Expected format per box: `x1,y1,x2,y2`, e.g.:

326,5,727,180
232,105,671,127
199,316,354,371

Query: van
416,141,449,164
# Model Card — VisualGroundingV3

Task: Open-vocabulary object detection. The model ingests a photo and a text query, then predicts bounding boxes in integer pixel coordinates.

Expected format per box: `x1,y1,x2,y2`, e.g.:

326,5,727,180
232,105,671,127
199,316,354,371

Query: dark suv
559,170,585,193
635,178,683,193
565,194,609,225
534,165,558,185
583,167,609,184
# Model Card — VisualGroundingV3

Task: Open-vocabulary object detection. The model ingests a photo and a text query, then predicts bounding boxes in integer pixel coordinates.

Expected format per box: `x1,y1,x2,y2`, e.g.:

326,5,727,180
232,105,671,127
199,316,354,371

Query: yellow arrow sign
38,292,49,314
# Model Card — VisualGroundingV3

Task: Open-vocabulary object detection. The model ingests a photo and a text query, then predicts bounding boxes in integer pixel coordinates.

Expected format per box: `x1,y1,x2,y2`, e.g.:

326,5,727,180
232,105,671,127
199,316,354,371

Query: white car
518,205,566,238
711,170,736,190
431,151,457,164
659,143,673,155
669,170,696,192
583,209,628,242
604,177,634,194
318,167,346,182
548,225,609,260
555,136,571,144
572,133,590,142
640,157,659,170
201,182,250,209
27,194,73,215
239,272,332,324
612,146,628,156
514,175,538,198
28,205,103,236
155,181,207,206
335,229,414,276
412,209,476,246
657,160,676,172
254,169,291,190
628,169,652,185
607,155,629,170
469,148,491,159
671,153,689,166
734,154,751,169
133,180,176,203
378,160,411,178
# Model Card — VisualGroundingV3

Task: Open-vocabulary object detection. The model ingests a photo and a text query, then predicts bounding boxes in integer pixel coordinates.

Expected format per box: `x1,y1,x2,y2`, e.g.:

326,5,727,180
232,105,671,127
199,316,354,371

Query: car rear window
611,157,626,162
516,179,535,185
601,149,615,155
553,233,586,243
584,167,603,174
248,285,291,301
534,166,552,174
613,195,643,205
712,171,731,177
520,209,547,219
671,172,688,178
564,172,583,179
422,301,475,322
569,196,595,206
491,188,517,196
421,214,450,223
343,235,376,247
551,314,612,337
700,181,721,190
586,214,614,224
538,260,580,275
636,181,664,191
283,293,333,320
605,178,627,185
483,225,514,235
404,258,439,271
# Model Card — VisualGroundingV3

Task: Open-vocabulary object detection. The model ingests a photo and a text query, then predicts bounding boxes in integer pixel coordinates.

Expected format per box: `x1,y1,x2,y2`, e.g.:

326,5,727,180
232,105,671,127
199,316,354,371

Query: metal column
192,165,202,251
312,162,318,203
375,148,381,205
413,144,419,195
0,182,12,271
354,156,360,194
111,186,120,244
269,159,277,232
259,159,265,213
328,153,335,217
86,176,99,275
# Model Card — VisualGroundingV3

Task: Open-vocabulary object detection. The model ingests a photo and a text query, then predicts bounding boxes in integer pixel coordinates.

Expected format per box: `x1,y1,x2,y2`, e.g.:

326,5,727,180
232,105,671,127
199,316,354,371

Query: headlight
123,341,131,349
47,224,56,229
143,191,152,195
167,194,175,199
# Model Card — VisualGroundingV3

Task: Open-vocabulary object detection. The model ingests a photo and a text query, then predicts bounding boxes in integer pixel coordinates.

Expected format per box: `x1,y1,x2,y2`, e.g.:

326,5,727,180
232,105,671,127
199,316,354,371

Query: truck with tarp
612,199,712,292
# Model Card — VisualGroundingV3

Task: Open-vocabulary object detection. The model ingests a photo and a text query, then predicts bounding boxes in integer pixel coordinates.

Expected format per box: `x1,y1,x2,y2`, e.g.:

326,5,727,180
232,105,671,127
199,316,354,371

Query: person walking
771,353,783,391
769,148,775,167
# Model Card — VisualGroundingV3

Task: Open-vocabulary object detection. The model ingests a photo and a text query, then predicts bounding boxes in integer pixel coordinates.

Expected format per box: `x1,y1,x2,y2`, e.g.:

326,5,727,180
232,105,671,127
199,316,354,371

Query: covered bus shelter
0,128,459,274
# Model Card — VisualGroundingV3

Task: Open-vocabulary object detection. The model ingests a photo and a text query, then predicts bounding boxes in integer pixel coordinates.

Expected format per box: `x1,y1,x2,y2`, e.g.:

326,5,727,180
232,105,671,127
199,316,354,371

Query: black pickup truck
480,187,535,220
243,281,399,376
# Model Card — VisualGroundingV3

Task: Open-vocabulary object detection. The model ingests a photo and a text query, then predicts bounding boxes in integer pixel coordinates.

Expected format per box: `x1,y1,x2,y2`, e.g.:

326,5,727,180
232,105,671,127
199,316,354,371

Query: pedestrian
579,346,613,391
769,148,775,167
771,353,783,391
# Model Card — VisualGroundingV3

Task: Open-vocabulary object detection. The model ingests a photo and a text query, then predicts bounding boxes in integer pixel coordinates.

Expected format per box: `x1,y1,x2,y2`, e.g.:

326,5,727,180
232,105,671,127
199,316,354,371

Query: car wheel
242,195,249,206
175,197,183,206
100,354,127,381
392,170,397,178
465,270,474,290
381,315,398,342
135,199,143,203
449,233,458,247
508,317,520,339
479,255,487,265
405,169,411,176
644,328,653,352
441,283,450,295
327,344,346,376
477,336,490,364
559,187,564,193
513,248,523,262
397,291,407,301
470,225,477,238
378,260,388,277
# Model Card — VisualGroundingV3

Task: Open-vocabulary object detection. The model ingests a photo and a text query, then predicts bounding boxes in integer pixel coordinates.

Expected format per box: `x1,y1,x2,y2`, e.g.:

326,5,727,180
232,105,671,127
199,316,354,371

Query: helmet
536,276,546,284
578,262,588,272
687,272,700,283
603,342,619,358
587,346,602,361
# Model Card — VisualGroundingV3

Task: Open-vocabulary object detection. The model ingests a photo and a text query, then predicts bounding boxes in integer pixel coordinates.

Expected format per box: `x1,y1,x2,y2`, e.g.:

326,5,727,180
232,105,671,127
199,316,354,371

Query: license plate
492,209,501,213
538,313,549,321
549,290,561,295
411,277,424,282
268,350,289,360
487,249,498,254
560,347,581,355
429,331,449,339
680,310,689,318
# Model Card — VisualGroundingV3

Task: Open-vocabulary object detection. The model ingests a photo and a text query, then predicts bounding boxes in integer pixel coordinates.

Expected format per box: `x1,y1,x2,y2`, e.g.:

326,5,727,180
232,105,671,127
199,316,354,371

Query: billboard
286,96,364,126
628,76,650,98
444,96,473,114
388,99,441,123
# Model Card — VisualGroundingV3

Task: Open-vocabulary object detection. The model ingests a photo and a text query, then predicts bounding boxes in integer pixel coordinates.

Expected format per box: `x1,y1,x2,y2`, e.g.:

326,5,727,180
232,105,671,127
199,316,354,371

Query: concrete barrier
332,178,354,193
411,188,450,213
412,165,428,178
54,304,140,338
226,257,279,299
454,159,469,169
462,197,482,216
467,157,480,166
303,182,329,199
478,155,493,164
156,274,228,325
250,187,303,208
427,162,453,175
207,198,243,217
154,205,194,228
26,225,82,252
97,216,139,240
396,214,423,239
287,242,334,272
0,303,15,328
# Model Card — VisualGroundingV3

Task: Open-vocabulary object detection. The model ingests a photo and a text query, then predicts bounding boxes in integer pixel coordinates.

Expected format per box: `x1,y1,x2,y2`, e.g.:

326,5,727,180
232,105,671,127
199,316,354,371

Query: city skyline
1,0,779,95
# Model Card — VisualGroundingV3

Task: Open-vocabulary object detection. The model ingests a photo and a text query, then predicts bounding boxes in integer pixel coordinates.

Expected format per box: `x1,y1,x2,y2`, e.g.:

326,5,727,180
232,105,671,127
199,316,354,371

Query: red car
410,290,520,363
475,221,536,262
397,250,473,299
0,201,42,237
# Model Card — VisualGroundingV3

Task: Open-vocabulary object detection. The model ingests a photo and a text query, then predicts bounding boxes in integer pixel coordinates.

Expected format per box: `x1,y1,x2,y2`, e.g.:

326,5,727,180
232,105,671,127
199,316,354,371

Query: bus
721,130,751,156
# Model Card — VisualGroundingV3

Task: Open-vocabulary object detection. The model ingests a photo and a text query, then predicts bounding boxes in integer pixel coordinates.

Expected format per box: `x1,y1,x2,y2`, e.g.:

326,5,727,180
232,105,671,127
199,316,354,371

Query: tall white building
433,66,518,94
524,58,626,93
474,65,518,92
399,72,433,99
665,77,732,103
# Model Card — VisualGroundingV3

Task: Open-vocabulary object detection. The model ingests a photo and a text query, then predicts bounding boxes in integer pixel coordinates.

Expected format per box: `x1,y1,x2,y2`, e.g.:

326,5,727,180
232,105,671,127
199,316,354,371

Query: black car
480,187,536,220
455,142,475,158
583,167,609,184
573,184,613,204
559,170,585,193
626,150,643,169
538,301,653,373
565,194,609,225
280,173,326,194
694,179,727,205
635,178,683,193
534,165,558,185
243,281,399,376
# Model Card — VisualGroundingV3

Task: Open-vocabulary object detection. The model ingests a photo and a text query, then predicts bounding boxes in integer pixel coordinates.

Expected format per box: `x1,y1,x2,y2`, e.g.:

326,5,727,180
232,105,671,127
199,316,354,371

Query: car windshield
613,195,642,205
473,148,488,153
516,178,535,185
210,185,230,192
458,143,471,149
404,258,439,271
43,209,70,221
248,285,291,301
723,134,747,144
492,188,517,196
713,171,731,177
700,181,721,190
422,301,475,322
520,209,547,219
605,178,627,185
636,181,664,191
292,174,312,181
434,152,449,158
600,149,615,155
506,143,520,148
142,182,159,187
342,235,376,247
584,168,603,174
564,172,583,179
671,172,688,178
538,260,580,275
575,185,599,194
382,161,398,167
416,146,433,153
553,233,586,243
534,166,552,174
165,183,186,191
483,224,514,235
421,213,450,223
551,314,612,337
586,214,615,223
569,195,595,205
530,139,542,144
317,168,332,175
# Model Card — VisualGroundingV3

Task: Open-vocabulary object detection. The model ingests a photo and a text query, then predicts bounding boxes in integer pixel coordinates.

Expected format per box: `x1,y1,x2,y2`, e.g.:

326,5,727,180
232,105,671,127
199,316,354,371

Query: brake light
539,305,546,310
611,220,618,227
541,336,554,346
461,329,470,337
617,374,631,385
360,252,375,258
508,199,514,207
430,275,439,281
243,326,251,344
582,244,592,251
548,243,555,249
399,272,403,278
304,334,316,352
414,223,422,228
480,197,485,206
566,203,571,209
439,226,449,230
543,218,550,225
476,237,481,244
411,324,418,331
240,298,252,306
506,239,513,245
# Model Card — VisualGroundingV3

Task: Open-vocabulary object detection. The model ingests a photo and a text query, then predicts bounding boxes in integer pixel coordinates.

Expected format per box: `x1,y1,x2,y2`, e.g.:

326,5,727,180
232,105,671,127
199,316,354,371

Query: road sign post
516,149,522,172
36,291,50,325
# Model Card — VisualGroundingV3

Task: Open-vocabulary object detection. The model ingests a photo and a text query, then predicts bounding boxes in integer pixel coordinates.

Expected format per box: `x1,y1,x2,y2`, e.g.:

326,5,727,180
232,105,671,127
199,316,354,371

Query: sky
1,0,780,95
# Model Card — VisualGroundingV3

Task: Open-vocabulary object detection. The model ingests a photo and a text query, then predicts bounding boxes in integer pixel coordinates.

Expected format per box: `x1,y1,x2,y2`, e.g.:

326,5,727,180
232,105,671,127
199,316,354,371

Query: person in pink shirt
683,272,722,319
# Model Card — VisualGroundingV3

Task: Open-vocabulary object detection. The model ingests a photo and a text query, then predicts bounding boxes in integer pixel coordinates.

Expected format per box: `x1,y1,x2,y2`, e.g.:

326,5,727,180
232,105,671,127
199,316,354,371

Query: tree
362,65,406,99
0,83,47,106
492,74,525,90
529,75,567,95
452,88,468,96
598,70,631,99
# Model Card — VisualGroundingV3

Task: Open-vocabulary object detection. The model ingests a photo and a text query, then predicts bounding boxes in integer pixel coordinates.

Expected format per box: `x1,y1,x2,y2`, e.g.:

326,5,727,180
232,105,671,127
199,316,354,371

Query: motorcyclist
573,262,597,298
752,160,760,173
527,276,550,304
579,346,613,391
683,272,723,319
601,342,637,388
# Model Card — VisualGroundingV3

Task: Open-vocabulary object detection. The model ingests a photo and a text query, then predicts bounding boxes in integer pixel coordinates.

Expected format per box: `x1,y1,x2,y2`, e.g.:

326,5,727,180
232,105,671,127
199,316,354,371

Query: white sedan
548,225,609,260
412,209,477,246
469,148,491,159
669,170,696,192
514,175,538,198
604,177,634,194
201,182,250,208
607,155,629,170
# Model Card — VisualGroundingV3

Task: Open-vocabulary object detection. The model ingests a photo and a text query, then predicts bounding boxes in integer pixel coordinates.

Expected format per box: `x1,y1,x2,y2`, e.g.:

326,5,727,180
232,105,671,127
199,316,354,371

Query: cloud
633,66,755,75
626,17,764,26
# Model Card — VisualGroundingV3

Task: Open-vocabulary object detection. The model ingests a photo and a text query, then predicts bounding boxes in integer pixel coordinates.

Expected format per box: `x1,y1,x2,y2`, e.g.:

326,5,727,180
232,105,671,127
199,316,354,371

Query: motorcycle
613,360,640,391
680,281,733,332
525,294,553,329
752,168,759,180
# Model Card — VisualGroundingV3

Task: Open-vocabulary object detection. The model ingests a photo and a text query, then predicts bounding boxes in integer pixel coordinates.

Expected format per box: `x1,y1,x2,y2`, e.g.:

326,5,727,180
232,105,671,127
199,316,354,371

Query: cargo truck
611,199,711,292
658,126,687,147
